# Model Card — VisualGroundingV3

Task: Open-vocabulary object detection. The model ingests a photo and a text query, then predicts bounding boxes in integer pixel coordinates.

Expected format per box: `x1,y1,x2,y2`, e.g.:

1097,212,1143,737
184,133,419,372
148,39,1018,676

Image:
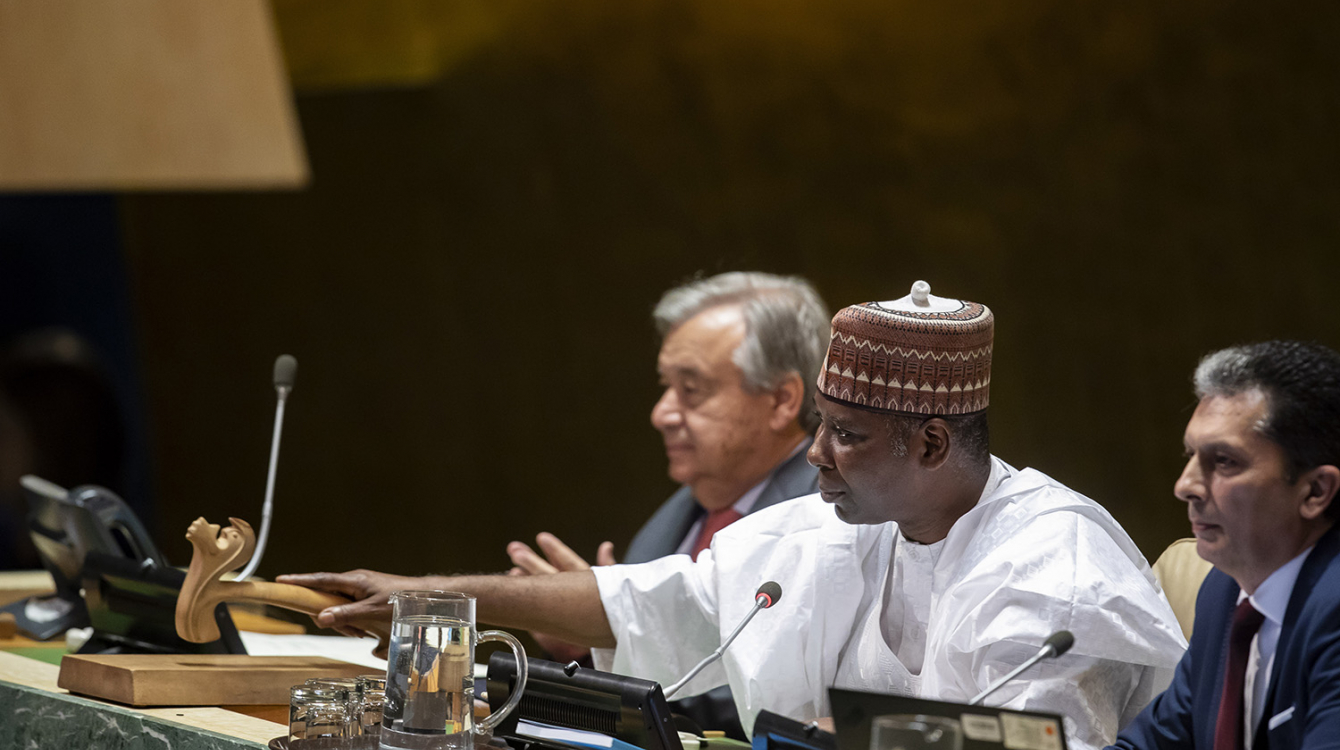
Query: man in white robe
594,457,1187,749
281,282,1186,750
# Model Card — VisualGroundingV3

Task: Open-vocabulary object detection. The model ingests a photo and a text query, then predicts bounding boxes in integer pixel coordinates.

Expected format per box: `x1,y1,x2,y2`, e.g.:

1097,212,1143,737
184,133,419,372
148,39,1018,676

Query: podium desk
0,651,284,749
0,569,325,747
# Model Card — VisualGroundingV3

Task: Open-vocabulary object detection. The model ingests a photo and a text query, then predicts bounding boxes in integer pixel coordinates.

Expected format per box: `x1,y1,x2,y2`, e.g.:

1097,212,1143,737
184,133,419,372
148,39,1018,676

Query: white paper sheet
238,632,389,670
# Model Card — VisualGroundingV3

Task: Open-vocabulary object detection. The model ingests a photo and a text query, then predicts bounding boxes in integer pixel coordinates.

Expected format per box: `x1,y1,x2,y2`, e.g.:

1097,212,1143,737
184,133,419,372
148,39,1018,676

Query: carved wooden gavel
174,516,349,643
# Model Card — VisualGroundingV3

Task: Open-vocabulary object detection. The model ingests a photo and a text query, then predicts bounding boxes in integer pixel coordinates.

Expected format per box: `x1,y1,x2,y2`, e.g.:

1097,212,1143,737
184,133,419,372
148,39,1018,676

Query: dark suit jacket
623,439,820,564
1111,524,1340,750
622,439,819,738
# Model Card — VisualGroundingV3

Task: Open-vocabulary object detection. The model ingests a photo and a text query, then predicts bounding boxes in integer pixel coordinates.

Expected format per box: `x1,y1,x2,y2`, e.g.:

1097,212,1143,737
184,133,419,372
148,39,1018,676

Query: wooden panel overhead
0,0,308,190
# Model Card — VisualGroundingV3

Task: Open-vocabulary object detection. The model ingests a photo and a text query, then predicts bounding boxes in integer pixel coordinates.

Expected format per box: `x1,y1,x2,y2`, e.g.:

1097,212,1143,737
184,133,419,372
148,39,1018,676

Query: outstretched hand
504,532,616,663
507,532,617,575
276,569,422,658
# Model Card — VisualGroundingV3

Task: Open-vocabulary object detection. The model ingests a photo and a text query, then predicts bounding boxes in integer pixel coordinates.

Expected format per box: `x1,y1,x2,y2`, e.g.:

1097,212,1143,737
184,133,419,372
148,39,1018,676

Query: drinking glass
356,675,388,736
290,684,352,741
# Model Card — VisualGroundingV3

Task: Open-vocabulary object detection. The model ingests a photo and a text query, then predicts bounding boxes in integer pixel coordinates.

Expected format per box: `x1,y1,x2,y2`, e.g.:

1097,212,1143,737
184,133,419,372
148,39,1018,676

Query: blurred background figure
0,329,127,569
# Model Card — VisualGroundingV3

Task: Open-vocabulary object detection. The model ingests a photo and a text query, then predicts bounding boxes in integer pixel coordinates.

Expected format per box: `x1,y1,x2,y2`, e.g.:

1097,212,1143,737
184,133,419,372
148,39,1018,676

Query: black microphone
755,581,781,609
663,582,783,699
969,630,1074,706
237,354,298,580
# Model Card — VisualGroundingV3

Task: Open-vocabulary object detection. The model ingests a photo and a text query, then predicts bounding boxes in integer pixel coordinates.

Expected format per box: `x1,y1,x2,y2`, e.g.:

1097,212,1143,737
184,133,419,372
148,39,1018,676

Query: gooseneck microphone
664,581,783,699
968,630,1074,706
237,354,297,581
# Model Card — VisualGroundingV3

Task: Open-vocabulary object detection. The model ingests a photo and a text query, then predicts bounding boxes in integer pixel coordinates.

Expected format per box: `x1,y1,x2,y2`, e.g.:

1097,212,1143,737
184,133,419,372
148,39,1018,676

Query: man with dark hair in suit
503,271,830,735
1113,340,1340,750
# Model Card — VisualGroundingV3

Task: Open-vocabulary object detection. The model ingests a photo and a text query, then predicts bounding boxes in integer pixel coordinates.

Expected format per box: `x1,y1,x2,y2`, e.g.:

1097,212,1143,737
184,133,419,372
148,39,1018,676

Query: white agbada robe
591,458,1187,750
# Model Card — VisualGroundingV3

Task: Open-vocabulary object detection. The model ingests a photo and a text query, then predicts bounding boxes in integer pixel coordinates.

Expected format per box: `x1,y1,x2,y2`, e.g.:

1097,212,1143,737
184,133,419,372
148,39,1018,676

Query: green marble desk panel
0,652,281,750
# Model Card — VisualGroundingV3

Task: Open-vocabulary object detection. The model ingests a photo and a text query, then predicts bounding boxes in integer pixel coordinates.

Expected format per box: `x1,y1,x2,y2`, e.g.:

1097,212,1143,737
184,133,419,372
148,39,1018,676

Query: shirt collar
980,455,1011,502
1237,545,1314,625
730,479,768,516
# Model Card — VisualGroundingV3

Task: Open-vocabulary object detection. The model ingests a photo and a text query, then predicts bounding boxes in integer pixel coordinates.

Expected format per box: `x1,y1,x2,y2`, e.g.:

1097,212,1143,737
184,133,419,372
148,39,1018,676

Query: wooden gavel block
174,516,349,643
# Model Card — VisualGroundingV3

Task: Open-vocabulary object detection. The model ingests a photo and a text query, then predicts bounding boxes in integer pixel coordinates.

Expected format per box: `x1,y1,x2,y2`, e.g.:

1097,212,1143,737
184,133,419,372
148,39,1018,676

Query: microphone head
1044,630,1074,657
755,581,782,608
273,354,297,390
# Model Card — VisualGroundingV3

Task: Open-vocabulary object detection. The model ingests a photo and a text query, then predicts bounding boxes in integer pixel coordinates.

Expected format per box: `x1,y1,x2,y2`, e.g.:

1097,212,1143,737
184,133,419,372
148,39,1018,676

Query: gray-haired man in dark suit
505,271,830,737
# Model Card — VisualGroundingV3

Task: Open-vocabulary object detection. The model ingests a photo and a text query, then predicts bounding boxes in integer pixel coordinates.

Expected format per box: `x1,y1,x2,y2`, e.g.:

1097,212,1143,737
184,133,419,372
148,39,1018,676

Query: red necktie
690,508,743,561
1214,599,1267,750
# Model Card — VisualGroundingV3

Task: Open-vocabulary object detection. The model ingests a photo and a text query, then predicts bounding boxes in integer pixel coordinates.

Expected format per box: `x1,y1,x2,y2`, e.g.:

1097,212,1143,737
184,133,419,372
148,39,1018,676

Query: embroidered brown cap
817,281,993,414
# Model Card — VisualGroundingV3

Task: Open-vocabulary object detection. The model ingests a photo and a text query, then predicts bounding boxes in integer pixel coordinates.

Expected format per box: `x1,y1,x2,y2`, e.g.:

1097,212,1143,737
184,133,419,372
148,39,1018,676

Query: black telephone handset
2,475,163,640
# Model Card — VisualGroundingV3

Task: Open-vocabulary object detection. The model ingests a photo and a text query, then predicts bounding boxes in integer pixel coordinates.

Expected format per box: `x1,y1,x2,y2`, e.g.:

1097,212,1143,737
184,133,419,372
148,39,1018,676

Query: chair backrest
1151,538,1214,639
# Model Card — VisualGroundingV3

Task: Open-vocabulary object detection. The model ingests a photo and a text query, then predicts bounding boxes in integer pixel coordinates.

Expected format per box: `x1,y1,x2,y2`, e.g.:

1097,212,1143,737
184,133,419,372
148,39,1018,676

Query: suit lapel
1256,523,1340,746
660,488,704,557
1274,524,1340,651
623,486,703,563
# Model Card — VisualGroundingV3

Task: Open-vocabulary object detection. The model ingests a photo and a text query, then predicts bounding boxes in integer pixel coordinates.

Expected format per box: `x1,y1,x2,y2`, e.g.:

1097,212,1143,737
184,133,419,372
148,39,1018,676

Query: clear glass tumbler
357,674,389,736
290,684,352,741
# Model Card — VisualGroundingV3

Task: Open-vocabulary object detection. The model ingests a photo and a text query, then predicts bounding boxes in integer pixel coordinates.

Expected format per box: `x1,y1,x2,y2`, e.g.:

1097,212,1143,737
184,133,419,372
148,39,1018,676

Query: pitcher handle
474,630,529,733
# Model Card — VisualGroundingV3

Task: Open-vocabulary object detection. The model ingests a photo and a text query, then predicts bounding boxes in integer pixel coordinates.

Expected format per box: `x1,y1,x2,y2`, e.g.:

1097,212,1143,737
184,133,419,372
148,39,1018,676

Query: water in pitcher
380,615,475,750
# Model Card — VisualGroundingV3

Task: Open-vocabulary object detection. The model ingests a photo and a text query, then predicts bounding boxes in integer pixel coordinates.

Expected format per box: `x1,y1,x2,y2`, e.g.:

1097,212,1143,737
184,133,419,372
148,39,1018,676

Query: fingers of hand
277,571,366,599
506,541,536,568
316,606,343,628
317,599,387,629
334,625,368,639
535,532,590,571
595,541,617,567
275,573,315,586
507,542,558,575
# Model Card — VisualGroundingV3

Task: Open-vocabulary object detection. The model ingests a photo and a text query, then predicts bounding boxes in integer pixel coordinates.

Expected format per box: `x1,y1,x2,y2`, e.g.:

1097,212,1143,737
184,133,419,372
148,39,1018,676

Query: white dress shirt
1240,545,1313,749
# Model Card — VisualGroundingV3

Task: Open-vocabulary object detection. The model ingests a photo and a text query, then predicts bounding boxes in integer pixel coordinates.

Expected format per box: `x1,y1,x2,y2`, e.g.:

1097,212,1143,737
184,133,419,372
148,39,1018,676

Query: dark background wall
9,0,1340,585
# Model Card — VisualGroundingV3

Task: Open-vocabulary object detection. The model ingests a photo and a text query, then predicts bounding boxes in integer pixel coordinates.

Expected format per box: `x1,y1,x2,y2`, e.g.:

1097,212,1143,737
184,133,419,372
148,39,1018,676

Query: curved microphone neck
663,584,781,699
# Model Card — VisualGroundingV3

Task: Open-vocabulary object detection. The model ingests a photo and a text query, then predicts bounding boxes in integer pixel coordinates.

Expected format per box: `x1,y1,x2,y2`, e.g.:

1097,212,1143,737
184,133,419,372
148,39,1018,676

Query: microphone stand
968,633,1072,706
664,595,768,699
237,370,293,581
